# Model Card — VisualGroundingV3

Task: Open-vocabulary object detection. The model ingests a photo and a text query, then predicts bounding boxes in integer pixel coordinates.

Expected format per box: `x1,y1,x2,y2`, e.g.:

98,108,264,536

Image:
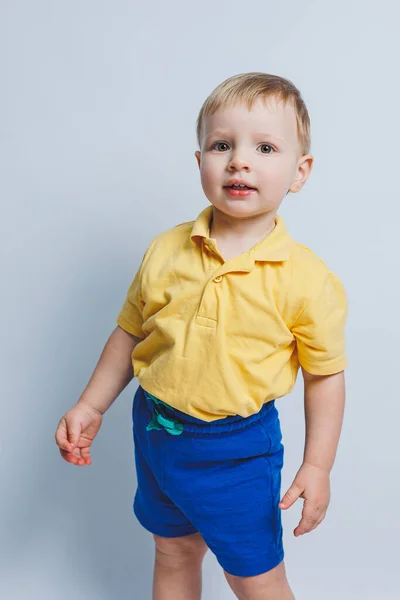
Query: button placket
195,243,222,323
196,272,223,323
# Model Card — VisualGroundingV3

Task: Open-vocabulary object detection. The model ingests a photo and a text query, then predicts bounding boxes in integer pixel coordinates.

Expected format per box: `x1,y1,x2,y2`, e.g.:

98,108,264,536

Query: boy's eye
212,142,229,152
211,142,275,154
258,144,274,154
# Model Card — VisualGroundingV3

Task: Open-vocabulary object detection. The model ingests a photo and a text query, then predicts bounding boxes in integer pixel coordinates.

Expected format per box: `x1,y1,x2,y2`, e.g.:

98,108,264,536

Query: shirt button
213,275,223,283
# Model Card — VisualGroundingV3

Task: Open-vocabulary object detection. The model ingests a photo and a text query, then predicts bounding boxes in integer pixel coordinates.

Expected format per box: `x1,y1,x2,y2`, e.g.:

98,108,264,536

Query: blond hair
196,72,311,156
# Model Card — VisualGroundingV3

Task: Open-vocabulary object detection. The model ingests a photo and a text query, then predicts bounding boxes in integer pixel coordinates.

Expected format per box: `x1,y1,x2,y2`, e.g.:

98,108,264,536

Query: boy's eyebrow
204,130,227,142
205,130,286,143
253,132,286,143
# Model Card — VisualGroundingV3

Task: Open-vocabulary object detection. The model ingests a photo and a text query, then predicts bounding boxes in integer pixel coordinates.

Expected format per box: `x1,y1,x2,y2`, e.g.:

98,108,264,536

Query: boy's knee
153,532,208,565
224,561,294,600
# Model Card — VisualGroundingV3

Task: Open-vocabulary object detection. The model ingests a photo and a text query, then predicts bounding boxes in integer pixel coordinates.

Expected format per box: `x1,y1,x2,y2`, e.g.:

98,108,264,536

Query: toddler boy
55,72,347,600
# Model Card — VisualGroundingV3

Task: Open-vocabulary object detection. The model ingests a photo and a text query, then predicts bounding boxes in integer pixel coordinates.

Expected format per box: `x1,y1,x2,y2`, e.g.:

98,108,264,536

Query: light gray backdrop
1,1,399,598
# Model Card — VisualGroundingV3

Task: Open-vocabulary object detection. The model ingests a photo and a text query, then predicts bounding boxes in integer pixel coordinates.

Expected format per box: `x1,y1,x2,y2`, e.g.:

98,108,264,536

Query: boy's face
195,96,313,221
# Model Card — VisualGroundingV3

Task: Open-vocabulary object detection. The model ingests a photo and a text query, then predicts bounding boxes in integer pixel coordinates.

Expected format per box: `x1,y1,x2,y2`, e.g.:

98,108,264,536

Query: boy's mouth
224,185,256,190
224,179,257,190
223,186,257,197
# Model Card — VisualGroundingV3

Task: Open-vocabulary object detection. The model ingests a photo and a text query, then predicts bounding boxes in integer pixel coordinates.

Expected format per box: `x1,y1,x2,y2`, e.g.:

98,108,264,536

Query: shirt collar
190,206,294,262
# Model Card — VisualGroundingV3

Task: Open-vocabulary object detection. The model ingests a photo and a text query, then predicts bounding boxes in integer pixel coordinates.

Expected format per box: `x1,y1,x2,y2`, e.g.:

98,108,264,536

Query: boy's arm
76,326,142,415
302,368,345,471
279,368,346,536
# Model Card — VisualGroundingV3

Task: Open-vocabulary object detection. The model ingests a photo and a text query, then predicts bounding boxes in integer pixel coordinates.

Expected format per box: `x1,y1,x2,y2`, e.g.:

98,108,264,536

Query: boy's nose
228,154,251,171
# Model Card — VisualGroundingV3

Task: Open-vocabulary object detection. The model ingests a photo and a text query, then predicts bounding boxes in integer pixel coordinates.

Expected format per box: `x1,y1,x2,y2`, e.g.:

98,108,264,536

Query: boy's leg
152,533,209,600
223,561,295,600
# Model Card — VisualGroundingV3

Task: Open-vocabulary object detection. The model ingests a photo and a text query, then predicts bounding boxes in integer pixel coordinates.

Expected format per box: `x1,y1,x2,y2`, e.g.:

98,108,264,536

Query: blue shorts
132,385,284,577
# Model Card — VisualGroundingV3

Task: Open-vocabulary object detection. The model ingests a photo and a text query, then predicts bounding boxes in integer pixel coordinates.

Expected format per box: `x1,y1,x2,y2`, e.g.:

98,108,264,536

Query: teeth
232,184,247,188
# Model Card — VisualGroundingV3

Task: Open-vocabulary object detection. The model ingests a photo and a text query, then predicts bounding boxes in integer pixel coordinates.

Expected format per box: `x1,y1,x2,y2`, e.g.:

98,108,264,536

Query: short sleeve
116,243,154,339
291,271,348,375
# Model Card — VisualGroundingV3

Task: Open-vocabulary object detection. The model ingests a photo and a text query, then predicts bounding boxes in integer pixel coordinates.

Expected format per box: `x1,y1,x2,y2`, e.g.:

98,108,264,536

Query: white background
1,1,399,598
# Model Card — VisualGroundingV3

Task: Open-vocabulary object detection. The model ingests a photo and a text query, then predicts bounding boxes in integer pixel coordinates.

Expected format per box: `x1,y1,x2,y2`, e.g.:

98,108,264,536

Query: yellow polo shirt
117,206,348,421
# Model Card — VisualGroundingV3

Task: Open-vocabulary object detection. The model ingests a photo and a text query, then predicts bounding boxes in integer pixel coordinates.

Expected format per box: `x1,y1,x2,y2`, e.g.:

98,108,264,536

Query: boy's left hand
278,461,331,536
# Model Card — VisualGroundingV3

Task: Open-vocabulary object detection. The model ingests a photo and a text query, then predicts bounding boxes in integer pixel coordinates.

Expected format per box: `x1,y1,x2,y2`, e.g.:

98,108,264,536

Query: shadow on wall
4,245,154,598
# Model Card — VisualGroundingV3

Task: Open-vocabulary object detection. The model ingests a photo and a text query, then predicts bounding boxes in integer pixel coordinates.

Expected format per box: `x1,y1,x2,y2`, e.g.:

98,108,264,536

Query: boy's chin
209,201,264,219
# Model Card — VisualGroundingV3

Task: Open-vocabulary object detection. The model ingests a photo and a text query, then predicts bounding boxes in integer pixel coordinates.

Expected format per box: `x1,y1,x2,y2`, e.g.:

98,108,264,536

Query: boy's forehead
203,97,298,147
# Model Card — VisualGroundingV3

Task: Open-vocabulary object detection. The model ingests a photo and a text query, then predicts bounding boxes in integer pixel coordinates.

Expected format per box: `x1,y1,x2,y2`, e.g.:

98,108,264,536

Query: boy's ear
195,151,201,168
289,154,314,193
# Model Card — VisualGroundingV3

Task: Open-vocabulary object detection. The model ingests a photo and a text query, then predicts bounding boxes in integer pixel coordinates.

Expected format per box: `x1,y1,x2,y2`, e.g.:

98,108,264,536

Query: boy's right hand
55,404,103,466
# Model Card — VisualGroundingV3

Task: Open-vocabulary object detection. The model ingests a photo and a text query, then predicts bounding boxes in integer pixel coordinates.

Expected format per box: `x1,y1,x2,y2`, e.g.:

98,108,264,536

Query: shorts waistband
140,386,276,437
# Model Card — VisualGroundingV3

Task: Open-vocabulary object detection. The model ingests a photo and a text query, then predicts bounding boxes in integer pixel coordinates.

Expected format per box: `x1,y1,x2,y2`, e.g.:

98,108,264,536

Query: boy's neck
209,206,277,245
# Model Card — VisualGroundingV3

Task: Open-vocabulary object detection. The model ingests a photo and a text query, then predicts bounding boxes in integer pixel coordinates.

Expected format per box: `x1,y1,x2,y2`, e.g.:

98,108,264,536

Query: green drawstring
144,391,184,436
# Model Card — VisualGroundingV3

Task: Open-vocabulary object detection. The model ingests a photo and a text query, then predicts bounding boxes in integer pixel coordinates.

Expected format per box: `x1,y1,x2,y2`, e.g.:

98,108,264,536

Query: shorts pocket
259,414,284,553
259,413,283,457
262,447,284,554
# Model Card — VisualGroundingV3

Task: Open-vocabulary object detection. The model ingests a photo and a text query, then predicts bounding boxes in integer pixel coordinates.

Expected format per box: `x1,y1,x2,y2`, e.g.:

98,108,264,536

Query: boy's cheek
200,168,221,193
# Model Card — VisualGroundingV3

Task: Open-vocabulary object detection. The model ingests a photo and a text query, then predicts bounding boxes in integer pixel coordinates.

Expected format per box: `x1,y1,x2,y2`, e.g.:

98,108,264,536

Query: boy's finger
294,510,325,535
80,446,92,464
55,422,72,451
66,421,81,449
294,515,319,536
294,501,321,535
59,448,86,466
302,508,327,535
279,482,303,509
